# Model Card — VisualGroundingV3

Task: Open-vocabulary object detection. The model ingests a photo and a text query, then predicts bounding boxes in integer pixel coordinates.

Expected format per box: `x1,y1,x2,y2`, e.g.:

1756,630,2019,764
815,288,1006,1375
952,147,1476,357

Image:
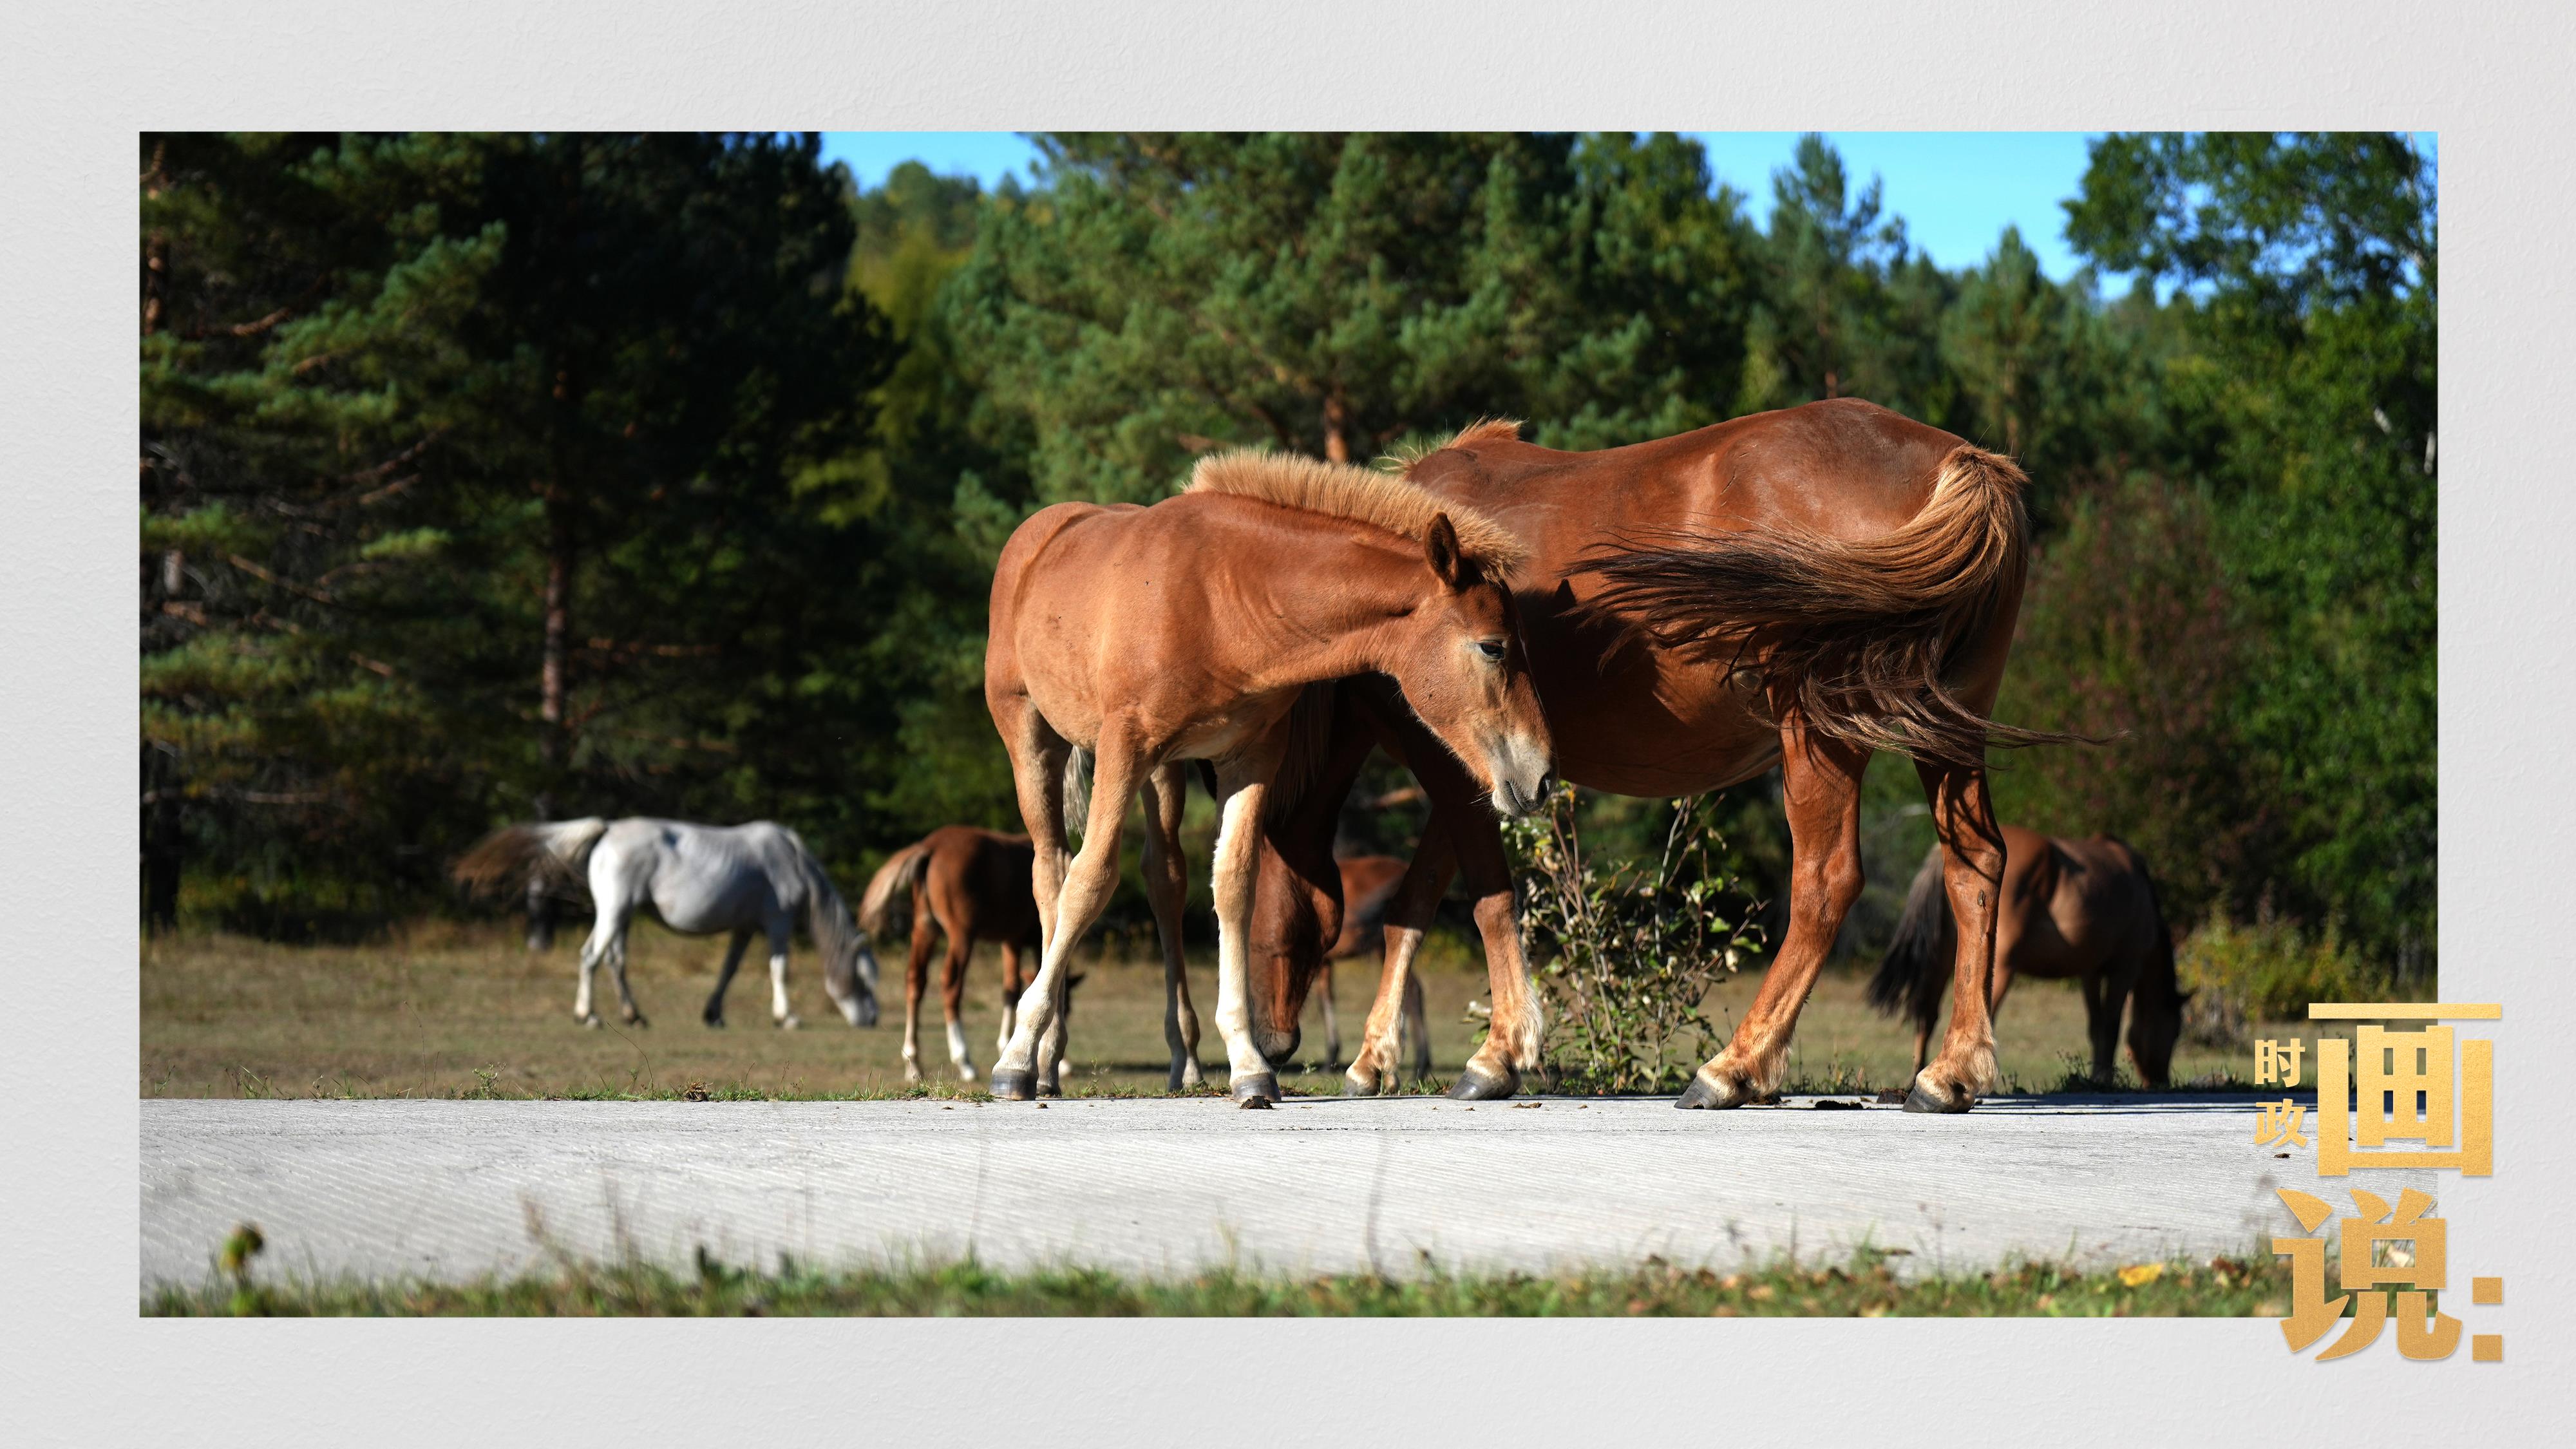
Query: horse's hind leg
703,929,752,1027
937,917,976,1082
1680,724,1869,1110
1905,756,2007,1113
607,922,648,1028
992,730,1138,1102
900,905,937,1081
574,912,621,1028
996,944,1023,1059
1403,971,1430,1079
1139,761,1203,1091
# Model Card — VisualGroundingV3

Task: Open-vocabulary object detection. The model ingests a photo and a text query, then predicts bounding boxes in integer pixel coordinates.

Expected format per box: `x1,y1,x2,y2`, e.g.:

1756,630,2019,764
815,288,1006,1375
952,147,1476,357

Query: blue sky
819,131,2437,285
820,131,2108,278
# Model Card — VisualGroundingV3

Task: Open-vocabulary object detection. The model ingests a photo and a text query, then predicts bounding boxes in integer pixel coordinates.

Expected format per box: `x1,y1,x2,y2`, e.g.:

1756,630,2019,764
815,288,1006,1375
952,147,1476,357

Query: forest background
137,131,2436,978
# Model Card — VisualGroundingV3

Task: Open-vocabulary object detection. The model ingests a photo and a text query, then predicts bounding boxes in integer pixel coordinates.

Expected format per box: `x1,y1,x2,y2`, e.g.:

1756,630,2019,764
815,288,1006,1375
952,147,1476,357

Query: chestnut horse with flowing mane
1870,826,2187,1088
1244,399,2065,1112
983,450,1553,1103
859,825,1052,1087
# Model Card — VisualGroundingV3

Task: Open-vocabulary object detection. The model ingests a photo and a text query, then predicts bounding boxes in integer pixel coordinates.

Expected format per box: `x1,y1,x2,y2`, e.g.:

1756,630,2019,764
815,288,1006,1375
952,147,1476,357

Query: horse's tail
1869,844,1953,1027
1583,444,2075,768
858,840,934,938
1062,746,1092,831
451,818,609,897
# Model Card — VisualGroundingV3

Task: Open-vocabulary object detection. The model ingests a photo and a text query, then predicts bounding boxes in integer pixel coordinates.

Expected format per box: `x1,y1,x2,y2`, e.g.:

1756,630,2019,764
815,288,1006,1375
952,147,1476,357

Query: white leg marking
947,1019,976,1081
769,953,799,1028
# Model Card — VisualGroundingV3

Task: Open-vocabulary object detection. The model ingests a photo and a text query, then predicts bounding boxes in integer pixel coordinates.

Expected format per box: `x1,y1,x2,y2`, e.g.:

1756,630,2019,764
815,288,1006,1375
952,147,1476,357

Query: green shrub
1503,784,1768,1093
2177,909,2395,1025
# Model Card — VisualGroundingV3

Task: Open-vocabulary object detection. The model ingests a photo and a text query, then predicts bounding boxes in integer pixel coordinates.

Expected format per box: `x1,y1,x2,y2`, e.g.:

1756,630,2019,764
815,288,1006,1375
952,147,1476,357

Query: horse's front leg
759,918,799,1029
1139,761,1204,1092
1346,822,1455,1096
1448,808,1541,1099
1210,750,1285,1106
1679,724,1869,1109
990,734,1138,1102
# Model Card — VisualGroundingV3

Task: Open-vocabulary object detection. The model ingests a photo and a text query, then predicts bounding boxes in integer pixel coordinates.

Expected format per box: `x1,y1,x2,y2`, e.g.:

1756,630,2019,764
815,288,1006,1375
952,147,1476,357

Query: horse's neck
1217,542,1421,692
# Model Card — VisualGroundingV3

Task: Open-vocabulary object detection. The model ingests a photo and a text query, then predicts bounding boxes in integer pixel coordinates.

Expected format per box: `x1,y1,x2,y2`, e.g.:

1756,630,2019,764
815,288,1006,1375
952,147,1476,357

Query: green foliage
2177,909,2396,1024
943,132,1758,506
1502,784,1767,1092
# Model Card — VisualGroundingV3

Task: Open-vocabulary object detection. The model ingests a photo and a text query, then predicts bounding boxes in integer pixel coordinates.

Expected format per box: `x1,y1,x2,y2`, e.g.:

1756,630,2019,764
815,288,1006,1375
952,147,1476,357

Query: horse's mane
1186,448,1529,575
1383,415,1526,475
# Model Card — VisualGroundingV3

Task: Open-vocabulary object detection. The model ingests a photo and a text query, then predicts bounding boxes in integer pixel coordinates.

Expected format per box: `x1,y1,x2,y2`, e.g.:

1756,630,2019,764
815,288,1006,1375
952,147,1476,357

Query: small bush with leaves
1502,783,1768,1094
2177,906,2396,1026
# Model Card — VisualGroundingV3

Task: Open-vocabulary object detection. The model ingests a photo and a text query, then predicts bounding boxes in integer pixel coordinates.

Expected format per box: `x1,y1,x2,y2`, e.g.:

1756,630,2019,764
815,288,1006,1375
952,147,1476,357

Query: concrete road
140,1094,2295,1289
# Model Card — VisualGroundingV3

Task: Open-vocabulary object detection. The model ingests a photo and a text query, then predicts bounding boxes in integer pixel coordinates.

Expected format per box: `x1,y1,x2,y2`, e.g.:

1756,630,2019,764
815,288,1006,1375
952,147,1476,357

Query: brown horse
1870,826,2186,1087
1311,854,1430,1076
983,450,1553,1103
1245,400,2061,1112
859,825,1052,1086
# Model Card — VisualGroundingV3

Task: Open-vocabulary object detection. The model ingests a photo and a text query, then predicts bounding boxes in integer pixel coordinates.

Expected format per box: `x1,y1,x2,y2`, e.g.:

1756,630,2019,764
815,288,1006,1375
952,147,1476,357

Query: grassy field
142,922,2273,1099
151,1231,2289,1317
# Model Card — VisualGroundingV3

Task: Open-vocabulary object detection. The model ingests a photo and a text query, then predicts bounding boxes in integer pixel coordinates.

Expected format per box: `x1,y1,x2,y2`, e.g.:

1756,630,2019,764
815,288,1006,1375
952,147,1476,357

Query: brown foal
858,825,1048,1086
982,451,1553,1103
1870,825,2187,1087
1247,399,2061,1112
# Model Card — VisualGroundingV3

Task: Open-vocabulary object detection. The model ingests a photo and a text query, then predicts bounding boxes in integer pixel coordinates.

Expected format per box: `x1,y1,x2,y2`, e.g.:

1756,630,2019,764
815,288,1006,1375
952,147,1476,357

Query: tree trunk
143,748,182,934
1321,392,1351,464
541,489,572,758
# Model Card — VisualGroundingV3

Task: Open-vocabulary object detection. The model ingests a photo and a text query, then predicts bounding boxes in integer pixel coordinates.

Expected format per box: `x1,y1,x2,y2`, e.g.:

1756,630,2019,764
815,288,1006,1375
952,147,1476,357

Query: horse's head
824,932,882,1028
2128,976,2186,1090
1381,514,1553,818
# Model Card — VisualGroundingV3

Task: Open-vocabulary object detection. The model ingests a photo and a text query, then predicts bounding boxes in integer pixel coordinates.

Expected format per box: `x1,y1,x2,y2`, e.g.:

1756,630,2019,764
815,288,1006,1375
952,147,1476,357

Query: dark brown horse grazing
1870,826,2186,1087
1311,855,1430,1075
859,826,1052,1086
983,450,1553,1103
1244,400,2063,1112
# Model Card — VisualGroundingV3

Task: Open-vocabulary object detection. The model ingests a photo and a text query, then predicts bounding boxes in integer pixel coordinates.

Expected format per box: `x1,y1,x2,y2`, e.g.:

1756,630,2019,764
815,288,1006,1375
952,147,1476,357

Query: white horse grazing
455,818,881,1030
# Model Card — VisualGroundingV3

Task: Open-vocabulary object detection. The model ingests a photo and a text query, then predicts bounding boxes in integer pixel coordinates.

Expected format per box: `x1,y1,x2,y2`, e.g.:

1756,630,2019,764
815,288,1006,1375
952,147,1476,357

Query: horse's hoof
956,1065,980,1083
1036,1078,1063,1099
1903,1079,1974,1114
988,1068,1037,1101
1229,1072,1280,1106
1343,1072,1380,1097
1676,1074,1732,1110
776,1016,800,1030
1446,1065,1517,1101
578,1014,602,1029
703,1017,726,1030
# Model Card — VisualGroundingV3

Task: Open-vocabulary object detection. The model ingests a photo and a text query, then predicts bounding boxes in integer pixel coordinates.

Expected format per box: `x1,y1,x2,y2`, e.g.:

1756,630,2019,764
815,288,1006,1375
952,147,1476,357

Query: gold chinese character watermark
2312,1003,2496,1176
2256,1037,2305,1087
2268,1002,2503,1363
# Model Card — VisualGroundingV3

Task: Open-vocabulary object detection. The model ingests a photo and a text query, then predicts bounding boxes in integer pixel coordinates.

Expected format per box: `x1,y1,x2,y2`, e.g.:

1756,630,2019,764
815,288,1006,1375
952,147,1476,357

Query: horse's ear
1425,513,1467,591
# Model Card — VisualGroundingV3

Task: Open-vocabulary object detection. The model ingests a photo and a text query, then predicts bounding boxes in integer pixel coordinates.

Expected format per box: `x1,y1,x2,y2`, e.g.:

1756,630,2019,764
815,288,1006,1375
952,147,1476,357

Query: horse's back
1409,399,1966,569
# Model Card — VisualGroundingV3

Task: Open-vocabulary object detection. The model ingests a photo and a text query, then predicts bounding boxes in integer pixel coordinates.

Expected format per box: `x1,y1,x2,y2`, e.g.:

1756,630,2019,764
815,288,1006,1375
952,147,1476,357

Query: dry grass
142,922,2270,1099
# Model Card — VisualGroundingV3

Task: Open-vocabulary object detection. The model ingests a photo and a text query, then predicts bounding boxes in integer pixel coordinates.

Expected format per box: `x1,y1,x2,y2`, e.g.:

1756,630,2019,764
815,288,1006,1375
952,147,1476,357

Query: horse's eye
1476,639,1506,663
